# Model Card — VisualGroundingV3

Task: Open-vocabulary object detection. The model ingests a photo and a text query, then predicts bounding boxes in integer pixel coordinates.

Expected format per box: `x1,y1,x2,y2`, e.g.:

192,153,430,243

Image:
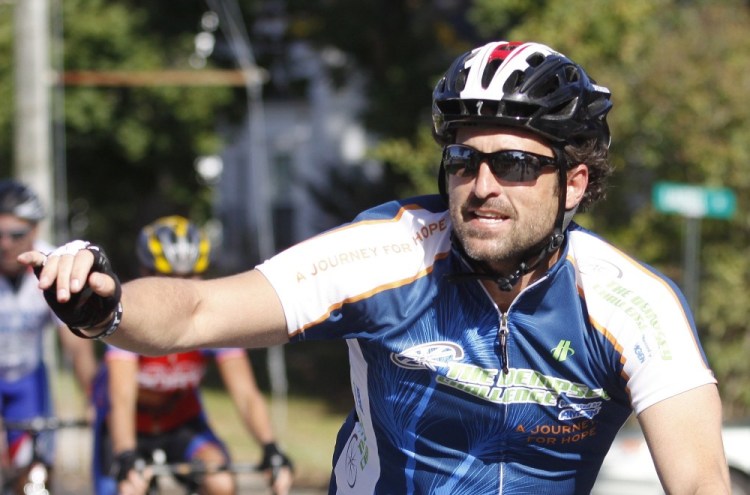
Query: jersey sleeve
571,229,717,415
257,197,452,340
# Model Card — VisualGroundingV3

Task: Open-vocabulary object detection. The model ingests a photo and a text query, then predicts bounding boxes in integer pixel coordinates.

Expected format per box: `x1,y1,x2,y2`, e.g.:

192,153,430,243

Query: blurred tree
284,0,478,138
0,3,14,177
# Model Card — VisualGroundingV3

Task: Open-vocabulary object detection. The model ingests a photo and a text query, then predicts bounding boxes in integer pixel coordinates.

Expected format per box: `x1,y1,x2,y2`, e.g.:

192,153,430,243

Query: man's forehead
0,213,34,228
455,126,554,153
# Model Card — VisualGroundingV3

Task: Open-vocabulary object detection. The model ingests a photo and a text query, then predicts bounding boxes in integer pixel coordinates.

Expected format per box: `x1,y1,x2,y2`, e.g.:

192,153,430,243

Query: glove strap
111,449,140,483
68,301,123,340
259,442,293,483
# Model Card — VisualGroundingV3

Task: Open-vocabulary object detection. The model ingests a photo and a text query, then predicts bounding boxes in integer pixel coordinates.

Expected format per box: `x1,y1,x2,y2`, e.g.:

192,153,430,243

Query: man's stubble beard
449,199,556,274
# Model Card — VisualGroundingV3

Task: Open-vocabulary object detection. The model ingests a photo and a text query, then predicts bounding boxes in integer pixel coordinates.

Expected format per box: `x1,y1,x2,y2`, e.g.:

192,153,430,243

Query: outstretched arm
638,383,730,494
18,247,289,355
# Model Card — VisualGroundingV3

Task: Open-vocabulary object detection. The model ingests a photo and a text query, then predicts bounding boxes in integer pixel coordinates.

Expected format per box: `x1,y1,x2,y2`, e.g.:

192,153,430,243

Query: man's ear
566,164,589,210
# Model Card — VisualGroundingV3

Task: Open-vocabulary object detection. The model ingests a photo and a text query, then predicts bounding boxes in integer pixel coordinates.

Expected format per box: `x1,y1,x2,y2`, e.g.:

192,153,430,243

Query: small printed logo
558,401,602,420
551,340,575,362
577,258,624,279
391,342,464,371
634,344,645,363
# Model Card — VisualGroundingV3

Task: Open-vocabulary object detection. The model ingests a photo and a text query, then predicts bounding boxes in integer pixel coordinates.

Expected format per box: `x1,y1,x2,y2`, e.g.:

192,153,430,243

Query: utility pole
13,0,53,242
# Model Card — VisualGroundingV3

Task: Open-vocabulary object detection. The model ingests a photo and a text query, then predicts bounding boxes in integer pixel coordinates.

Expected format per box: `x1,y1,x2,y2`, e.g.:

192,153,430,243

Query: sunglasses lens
442,146,476,176
0,229,31,241
492,151,542,182
442,145,555,182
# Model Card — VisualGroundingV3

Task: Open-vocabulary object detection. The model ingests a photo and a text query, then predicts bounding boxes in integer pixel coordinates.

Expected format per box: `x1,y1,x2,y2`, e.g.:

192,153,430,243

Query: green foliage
369,126,441,197
285,0,475,138
0,4,16,178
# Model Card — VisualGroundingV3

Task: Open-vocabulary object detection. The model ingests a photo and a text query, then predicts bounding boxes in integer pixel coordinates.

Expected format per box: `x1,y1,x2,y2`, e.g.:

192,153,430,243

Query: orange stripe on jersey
291,249,451,338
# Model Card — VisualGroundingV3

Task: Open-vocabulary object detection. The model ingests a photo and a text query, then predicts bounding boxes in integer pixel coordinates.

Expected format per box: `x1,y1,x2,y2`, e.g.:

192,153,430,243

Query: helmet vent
528,76,561,98
454,68,468,92
503,101,539,119
481,59,502,89
526,52,546,68
564,65,580,82
545,97,578,119
502,70,525,93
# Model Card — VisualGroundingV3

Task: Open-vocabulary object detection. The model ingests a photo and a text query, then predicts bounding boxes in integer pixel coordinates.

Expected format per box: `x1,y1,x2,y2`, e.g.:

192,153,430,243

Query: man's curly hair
564,139,613,211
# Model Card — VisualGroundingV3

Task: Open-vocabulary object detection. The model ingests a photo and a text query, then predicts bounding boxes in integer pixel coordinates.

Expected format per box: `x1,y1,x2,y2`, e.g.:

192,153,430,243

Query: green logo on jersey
551,340,575,362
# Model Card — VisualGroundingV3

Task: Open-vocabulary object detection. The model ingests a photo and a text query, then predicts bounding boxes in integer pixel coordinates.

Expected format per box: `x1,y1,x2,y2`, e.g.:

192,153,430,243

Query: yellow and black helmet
136,215,210,276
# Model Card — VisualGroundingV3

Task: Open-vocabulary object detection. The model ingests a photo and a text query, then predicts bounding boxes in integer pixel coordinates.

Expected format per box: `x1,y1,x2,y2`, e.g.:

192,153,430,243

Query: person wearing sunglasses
22,41,729,494
0,179,97,493
91,216,292,495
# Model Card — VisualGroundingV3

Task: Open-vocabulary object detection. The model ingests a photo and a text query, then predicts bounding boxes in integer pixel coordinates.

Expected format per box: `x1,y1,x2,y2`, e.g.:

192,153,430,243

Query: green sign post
652,181,737,311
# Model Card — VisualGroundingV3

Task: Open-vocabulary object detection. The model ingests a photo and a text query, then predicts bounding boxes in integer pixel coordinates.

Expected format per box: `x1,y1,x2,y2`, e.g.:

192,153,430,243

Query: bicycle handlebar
2,417,90,433
138,460,261,477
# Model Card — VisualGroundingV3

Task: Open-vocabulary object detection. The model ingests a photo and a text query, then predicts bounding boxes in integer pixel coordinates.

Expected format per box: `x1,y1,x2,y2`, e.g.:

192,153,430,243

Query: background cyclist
0,179,96,493
91,216,292,495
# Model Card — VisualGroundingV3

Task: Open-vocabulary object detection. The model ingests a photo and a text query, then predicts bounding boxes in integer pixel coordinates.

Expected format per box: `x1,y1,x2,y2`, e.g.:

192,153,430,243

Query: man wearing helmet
0,179,97,491
91,216,292,495
21,41,729,494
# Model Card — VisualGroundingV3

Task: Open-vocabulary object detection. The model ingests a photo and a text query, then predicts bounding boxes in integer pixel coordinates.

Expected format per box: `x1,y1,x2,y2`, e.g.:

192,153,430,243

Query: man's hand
18,241,122,338
259,443,294,495
18,242,116,302
111,450,152,495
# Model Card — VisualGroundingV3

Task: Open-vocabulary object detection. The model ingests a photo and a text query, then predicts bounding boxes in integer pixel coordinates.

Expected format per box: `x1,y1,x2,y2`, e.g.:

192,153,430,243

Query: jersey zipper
499,312,509,375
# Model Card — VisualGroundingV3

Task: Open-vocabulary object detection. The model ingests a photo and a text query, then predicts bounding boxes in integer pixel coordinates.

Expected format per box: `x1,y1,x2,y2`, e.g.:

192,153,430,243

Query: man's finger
68,249,96,294
88,272,117,298
16,250,46,267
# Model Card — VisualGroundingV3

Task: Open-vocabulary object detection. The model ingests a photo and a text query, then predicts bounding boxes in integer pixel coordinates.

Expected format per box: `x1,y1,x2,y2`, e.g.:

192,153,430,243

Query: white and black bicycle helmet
0,179,46,223
136,215,210,276
432,41,612,147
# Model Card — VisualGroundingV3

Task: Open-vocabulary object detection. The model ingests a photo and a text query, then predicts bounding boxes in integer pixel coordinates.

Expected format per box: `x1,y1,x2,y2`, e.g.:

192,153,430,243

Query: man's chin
0,260,22,276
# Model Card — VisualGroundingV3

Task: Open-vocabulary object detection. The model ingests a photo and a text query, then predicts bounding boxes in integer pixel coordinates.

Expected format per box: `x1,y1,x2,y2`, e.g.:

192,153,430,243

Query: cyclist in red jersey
91,216,292,495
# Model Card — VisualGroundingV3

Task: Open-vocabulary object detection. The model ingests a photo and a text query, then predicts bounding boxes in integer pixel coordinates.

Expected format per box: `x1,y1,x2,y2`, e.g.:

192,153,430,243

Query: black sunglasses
0,227,32,242
442,144,558,182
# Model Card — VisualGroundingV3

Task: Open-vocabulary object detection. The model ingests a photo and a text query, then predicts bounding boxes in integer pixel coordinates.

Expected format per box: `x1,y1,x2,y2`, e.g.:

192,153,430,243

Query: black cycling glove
258,442,293,482
36,242,122,338
110,449,142,483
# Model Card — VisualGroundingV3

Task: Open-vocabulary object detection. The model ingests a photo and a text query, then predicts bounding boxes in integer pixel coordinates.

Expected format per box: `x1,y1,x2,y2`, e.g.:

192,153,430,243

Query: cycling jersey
93,346,244,434
0,241,58,465
257,194,716,495
0,241,58,382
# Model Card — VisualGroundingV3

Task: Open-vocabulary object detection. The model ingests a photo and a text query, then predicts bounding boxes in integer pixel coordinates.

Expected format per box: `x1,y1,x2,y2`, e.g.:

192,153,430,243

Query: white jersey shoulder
258,203,452,336
568,229,715,413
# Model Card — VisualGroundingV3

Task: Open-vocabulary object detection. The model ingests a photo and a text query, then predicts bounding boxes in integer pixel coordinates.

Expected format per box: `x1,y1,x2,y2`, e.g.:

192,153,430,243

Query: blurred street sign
652,181,736,219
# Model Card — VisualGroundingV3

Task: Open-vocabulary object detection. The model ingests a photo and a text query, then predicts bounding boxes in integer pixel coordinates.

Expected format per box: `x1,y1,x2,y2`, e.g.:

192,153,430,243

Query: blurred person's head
136,215,210,278
0,179,45,278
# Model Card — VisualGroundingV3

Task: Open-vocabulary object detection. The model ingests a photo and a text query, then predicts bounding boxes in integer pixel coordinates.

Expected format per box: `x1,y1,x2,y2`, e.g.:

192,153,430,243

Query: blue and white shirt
258,195,715,495
0,241,60,383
